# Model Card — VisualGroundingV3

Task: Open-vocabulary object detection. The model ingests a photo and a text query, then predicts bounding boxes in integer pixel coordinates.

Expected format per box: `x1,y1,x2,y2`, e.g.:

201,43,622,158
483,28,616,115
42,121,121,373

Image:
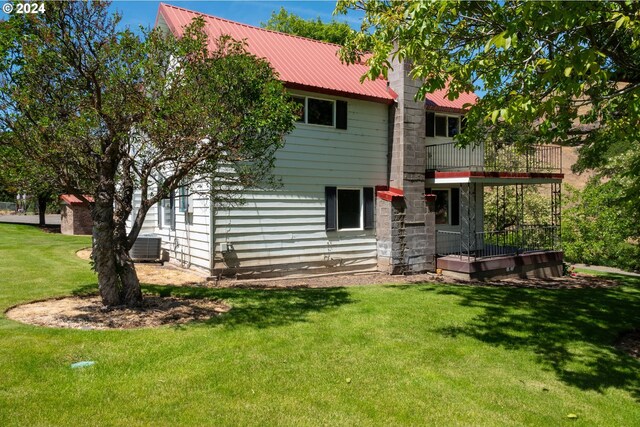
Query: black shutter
426,112,435,137
336,100,348,129
325,186,337,231
451,188,460,226
363,187,374,229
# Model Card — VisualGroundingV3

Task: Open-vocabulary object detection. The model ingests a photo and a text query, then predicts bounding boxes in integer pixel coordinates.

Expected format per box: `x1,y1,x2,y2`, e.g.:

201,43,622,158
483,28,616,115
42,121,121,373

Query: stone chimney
376,58,435,274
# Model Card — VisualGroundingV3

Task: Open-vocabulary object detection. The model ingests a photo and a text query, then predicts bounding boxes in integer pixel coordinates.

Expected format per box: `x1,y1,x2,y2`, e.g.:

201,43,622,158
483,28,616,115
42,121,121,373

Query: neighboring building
129,4,564,280
60,195,93,235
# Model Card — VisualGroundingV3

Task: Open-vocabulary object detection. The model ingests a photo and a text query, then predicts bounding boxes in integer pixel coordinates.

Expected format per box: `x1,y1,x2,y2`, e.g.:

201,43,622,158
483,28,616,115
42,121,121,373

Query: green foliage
563,180,640,272
484,185,551,231
336,1,640,145
0,0,297,238
262,7,354,45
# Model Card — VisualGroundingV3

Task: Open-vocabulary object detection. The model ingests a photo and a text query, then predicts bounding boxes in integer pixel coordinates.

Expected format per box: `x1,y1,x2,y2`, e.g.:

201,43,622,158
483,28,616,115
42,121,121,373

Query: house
131,3,564,280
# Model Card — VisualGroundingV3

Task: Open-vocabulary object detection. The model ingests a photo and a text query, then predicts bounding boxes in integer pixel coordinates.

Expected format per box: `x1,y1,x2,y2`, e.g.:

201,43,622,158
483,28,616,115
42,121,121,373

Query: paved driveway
0,214,61,225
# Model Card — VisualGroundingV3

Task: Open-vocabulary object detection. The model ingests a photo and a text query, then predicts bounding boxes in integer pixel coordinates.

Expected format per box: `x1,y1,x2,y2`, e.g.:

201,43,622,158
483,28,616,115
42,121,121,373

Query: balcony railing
426,142,562,173
436,225,561,260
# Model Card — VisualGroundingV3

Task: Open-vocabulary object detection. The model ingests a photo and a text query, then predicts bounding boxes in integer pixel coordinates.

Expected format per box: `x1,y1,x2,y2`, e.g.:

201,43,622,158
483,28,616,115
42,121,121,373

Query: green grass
0,223,639,426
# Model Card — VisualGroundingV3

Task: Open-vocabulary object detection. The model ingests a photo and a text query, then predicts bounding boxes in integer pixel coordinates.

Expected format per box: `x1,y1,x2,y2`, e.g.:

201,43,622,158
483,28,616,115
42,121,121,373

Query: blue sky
108,1,359,32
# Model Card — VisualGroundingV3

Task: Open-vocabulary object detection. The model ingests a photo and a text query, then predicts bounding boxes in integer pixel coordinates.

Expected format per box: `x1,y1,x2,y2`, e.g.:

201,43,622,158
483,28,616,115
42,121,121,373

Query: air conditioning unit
130,234,162,262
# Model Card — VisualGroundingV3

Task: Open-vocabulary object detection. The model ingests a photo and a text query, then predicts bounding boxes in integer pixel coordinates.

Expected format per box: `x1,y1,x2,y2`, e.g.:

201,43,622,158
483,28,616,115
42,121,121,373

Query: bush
562,181,640,272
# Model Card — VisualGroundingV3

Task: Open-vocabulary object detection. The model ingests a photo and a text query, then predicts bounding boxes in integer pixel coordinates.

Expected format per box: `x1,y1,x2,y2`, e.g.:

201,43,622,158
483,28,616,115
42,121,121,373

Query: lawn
0,223,638,426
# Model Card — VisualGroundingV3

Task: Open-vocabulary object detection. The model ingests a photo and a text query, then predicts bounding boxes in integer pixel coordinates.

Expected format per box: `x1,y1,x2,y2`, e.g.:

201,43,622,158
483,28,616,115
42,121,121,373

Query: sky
106,1,360,32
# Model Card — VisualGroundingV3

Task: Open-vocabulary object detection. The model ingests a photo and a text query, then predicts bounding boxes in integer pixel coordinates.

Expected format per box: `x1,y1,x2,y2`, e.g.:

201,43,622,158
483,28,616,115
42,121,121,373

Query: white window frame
336,187,363,231
292,95,336,128
430,113,462,138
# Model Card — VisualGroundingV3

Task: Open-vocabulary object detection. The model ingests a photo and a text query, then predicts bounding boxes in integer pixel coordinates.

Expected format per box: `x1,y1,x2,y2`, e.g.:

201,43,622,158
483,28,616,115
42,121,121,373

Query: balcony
426,142,562,174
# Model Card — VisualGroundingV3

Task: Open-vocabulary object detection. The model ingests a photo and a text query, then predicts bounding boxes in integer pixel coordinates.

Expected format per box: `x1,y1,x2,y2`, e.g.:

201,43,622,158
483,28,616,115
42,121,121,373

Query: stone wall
376,59,436,273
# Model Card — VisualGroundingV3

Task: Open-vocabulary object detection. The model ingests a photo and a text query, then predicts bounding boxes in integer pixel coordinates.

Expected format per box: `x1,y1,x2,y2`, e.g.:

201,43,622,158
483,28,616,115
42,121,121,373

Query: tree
0,1,297,307
563,178,640,272
0,138,60,225
336,1,640,191
262,7,354,45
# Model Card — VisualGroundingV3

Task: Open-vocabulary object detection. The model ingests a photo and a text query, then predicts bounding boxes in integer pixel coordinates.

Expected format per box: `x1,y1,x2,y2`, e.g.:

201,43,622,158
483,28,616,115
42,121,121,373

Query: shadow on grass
71,282,352,329
430,274,640,399
143,284,353,329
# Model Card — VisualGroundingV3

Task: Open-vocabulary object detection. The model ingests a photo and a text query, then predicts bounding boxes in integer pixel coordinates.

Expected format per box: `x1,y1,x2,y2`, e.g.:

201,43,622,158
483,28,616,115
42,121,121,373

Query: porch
430,179,563,280
436,225,563,280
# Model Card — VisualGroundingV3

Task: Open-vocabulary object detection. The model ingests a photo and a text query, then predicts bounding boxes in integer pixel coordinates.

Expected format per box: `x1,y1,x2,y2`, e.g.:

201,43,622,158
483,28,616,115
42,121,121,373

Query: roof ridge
159,3,345,49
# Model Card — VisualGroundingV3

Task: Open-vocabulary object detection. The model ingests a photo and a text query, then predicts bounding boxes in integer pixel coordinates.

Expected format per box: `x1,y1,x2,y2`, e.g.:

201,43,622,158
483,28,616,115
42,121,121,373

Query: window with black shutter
325,187,372,231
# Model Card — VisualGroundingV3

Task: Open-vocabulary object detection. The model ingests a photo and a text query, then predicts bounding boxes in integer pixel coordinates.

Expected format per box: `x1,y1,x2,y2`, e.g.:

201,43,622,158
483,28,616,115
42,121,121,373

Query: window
292,96,305,122
325,186,374,231
426,112,463,138
338,189,361,229
433,190,449,225
308,98,334,126
158,189,175,230
291,95,348,129
435,115,447,137
179,185,188,213
427,187,460,226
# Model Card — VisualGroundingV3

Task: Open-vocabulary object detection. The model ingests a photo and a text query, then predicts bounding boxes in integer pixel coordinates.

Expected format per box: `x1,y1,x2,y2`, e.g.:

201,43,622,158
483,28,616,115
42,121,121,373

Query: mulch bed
5,295,229,330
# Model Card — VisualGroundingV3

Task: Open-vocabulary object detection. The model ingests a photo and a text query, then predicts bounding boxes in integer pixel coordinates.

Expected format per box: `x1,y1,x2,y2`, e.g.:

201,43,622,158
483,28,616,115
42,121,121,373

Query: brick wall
61,204,92,235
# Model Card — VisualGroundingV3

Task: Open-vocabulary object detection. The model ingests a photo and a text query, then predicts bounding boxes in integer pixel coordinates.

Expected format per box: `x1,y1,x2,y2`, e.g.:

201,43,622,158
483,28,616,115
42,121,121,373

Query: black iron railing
426,142,562,173
436,225,561,260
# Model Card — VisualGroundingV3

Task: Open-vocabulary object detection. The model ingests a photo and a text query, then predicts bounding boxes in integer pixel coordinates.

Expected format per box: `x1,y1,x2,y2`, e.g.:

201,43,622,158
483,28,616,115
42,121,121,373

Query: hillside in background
561,146,593,190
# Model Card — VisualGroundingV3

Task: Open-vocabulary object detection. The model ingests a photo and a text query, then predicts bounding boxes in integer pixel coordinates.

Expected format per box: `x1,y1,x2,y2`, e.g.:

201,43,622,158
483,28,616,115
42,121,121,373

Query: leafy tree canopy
0,1,297,306
262,7,354,45
336,0,640,195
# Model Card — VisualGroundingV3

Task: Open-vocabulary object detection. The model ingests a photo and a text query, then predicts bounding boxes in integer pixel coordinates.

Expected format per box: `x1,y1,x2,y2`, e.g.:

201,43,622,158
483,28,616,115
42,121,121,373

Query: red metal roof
60,195,93,205
425,85,478,113
157,3,477,110
157,3,394,104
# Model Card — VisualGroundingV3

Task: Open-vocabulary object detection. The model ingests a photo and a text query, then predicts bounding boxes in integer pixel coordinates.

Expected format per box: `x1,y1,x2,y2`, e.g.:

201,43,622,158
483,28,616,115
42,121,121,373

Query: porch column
460,183,478,256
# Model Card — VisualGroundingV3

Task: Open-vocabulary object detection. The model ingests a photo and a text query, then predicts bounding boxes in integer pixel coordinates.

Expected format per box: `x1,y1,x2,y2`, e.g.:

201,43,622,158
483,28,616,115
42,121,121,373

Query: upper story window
292,95,348,129
426,112,463,138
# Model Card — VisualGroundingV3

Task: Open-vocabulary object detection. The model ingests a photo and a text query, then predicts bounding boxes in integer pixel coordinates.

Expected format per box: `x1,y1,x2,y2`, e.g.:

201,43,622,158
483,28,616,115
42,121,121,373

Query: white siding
212,91,388,277
153,190,212,273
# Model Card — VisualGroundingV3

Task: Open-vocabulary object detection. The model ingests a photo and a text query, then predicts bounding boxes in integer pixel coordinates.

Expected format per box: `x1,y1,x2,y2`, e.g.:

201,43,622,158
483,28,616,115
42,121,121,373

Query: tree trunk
92,191,122,307
114,221,143,307
37,196,47,226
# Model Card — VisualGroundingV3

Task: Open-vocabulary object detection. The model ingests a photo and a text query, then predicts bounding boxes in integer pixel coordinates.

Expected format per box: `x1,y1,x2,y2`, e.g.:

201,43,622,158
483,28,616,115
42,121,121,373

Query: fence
0,202,16,211
436,225,560,260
